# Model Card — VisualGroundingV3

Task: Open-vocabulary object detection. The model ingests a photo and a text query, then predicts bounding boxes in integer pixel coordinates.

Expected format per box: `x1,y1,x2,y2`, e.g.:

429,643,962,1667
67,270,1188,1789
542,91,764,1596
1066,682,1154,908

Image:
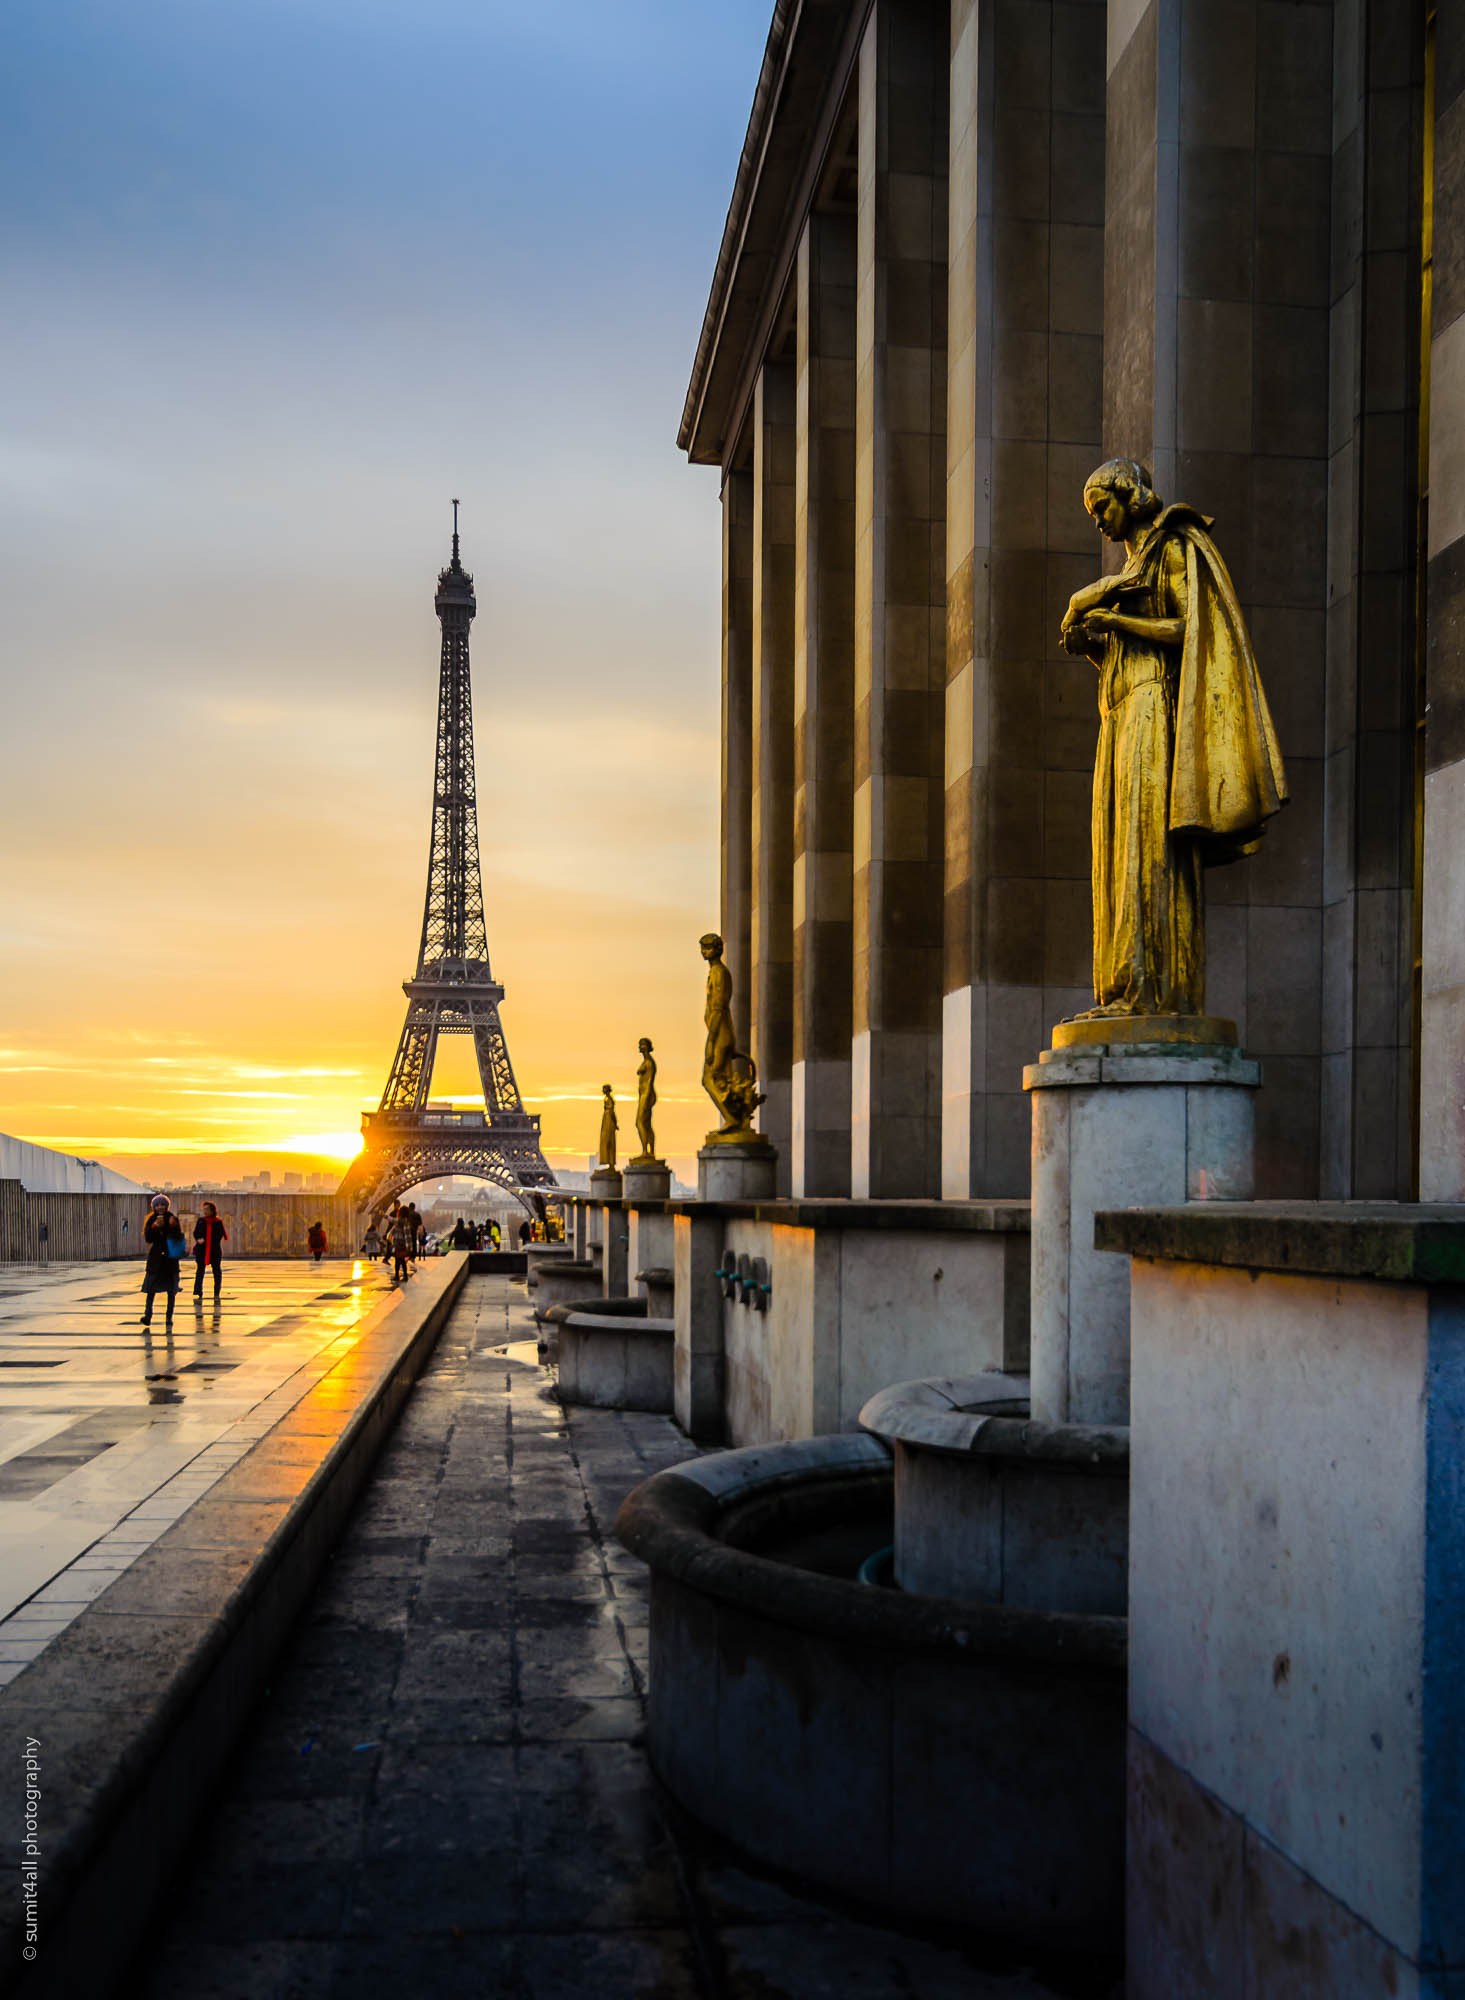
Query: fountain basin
616,1434,1125,1953
635,1264,674,1319
559,1312,675,1412
861,1373,1129,1613
531,1260,607,1319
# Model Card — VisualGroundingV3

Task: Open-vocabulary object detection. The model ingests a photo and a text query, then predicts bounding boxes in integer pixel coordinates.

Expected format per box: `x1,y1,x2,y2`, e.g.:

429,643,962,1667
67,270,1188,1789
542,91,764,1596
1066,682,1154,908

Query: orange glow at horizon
2,709,720,1184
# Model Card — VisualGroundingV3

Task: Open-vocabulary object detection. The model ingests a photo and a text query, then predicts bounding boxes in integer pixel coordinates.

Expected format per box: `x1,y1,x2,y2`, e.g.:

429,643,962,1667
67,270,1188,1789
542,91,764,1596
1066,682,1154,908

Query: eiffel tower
339,505,557,1216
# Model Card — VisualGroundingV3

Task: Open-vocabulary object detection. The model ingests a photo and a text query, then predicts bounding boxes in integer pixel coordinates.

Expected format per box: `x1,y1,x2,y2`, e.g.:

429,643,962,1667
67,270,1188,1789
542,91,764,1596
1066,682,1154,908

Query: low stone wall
0,1180,361,1263
670,1198,1032,1445
1099,1201,1465,1998
558,1313,675,1412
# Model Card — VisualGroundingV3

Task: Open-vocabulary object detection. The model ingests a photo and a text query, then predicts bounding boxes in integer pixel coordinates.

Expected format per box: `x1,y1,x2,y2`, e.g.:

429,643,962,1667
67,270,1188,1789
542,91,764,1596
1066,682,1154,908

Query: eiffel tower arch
339,507,558,1219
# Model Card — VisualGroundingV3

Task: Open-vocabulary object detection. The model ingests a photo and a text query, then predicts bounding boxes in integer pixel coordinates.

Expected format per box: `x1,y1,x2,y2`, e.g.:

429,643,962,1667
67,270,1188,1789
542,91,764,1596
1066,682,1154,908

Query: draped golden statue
1060,459,1287,1027
597,1084,618,1169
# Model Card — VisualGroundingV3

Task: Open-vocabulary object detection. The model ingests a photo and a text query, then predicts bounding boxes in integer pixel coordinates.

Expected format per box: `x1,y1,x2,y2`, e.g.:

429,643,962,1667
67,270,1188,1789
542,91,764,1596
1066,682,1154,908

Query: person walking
192,1201,227,1305
307,1220,328,1263
489,1219,501,1251
142,1193,186,1329
518,1219,531,1248
363,1221,382,1257
390,1205,413,1282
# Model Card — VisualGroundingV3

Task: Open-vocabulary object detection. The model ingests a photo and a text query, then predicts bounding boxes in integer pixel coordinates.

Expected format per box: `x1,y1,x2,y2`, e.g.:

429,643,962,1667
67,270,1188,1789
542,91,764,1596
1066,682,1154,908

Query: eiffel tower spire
339,508,557,1215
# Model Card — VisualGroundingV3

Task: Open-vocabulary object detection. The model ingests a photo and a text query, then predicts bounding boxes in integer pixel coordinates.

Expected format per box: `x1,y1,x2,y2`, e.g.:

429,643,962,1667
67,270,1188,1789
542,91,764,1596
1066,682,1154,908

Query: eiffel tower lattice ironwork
339,506,557,1215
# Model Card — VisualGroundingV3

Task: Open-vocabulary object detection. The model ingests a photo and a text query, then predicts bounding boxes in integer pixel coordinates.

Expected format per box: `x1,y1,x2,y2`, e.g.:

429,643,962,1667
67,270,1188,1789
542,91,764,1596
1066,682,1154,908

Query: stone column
589,1166,626,1298
623,1159,674,1292
571,1199,588,1261
1103,0,1331,1197
793,209,857,1197
1421,10,1465,1199
751,363,796,1190
721,469,755,1043
941,0,1107,1198
851,0,949,1198
1320,0,1422,1200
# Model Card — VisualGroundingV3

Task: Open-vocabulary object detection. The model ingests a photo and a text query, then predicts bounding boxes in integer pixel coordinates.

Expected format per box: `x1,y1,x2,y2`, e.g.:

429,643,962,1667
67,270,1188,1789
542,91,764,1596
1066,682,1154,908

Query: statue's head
1083,458,1163,542
602,1083,613,1099
638,1037,652,1053
699,932,723,962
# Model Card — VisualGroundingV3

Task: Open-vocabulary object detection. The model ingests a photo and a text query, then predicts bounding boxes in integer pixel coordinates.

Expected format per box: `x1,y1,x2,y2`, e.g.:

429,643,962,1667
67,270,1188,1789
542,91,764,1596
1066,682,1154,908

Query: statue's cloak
1149,504,1288,861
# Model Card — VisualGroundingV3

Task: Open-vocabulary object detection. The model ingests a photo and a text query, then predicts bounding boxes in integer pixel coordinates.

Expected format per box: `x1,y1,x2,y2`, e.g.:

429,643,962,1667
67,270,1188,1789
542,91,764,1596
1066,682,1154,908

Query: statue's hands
1061,613,1105,657
1081,608,1118,634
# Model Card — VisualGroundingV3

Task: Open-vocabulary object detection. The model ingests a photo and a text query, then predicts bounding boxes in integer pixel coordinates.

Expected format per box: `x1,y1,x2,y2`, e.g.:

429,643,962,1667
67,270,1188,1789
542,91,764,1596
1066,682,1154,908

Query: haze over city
2,0,772,1186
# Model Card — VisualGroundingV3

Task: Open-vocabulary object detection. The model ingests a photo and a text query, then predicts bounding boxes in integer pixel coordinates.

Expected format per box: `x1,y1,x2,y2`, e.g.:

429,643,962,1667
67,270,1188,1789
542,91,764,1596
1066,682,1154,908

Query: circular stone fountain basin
558,1313,675,1413
616,1434,1125,1955
860,1373,1129,1613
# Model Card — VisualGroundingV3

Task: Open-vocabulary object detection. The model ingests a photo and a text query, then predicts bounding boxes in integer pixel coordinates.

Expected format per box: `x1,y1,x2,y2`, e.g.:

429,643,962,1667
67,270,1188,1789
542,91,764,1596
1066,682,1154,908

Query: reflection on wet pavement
0,1257,399,1683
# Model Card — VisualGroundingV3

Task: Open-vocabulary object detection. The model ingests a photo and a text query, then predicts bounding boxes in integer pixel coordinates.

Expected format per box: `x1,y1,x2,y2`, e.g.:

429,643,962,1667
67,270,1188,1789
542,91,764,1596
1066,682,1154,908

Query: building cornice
678,0,868,470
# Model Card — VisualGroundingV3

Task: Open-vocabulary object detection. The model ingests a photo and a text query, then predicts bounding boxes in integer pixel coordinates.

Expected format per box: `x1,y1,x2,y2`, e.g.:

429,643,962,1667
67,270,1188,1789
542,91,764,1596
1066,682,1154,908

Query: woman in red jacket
192,1201,227,1304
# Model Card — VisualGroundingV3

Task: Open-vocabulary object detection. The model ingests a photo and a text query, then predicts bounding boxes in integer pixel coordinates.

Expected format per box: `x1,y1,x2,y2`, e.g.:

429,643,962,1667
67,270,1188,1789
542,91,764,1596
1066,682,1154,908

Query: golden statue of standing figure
699,933,765,1142
631,1038,662,1164
596,1083,618,1169
1059,459,1287,1039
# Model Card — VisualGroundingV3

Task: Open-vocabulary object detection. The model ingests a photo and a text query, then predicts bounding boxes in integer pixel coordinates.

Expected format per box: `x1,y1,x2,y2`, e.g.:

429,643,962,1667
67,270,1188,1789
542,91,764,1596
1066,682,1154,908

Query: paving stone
141,1274,1072,2000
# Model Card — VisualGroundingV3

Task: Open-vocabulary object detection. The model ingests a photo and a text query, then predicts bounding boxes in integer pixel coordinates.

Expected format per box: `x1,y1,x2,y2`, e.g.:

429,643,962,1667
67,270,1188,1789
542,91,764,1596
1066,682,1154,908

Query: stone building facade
686,0,1453,1203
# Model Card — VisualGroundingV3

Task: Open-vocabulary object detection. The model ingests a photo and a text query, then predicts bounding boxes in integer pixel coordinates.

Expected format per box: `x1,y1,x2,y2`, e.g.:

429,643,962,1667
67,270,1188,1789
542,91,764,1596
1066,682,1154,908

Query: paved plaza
135,1275,1077,2000
0,1257,396,1681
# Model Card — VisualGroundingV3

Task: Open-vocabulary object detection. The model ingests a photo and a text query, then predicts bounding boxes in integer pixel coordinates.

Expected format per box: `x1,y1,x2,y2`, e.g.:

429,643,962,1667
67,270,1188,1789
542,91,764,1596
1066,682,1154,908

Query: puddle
485,1339,544,1366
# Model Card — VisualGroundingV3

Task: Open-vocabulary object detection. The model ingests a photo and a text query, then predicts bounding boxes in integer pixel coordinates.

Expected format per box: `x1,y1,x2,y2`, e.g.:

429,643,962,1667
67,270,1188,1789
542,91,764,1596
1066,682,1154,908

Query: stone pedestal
697,1141,778,1202
621,1160,671,1202
591,1168,627,1298
673,1209,727,1441
624,1161,674,1305
1024,1038,1258,1426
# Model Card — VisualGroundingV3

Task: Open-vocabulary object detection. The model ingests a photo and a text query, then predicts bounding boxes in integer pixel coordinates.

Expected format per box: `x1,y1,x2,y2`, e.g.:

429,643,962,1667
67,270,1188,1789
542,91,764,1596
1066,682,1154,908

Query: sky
1,0,771,1187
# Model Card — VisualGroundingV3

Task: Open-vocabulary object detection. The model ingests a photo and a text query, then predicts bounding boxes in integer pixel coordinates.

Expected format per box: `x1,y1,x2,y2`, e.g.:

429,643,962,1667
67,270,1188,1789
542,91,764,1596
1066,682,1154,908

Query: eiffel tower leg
467,999,519,1116
381,1002,438,1113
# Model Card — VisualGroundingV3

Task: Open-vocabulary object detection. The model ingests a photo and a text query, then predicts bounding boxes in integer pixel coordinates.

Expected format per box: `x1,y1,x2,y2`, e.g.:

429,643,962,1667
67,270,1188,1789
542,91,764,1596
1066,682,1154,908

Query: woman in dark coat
142,1194,186,1329
192,1201,227,1304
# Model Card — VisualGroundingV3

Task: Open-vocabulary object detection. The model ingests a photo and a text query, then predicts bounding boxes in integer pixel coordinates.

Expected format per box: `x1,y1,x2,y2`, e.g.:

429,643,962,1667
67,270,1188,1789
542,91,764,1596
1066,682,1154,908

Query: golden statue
1059,459,1287,1031
699,932,765,1142
631,1038,661,1163
596,1083,618,1169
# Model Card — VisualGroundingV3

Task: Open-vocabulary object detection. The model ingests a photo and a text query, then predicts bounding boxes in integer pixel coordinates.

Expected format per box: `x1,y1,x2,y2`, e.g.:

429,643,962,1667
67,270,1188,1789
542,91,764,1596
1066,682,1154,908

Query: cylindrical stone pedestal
697,1141,778,1202
1024,1039,1258,1426
621,1161,671,1203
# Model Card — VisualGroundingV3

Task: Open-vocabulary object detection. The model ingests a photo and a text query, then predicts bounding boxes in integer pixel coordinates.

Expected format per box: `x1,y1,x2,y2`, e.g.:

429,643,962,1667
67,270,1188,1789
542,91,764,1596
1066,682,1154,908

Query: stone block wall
704,0,1434,1202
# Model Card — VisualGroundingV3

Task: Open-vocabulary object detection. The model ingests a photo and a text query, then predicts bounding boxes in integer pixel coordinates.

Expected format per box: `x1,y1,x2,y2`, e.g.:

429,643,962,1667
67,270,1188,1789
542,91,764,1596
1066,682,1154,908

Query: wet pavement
137,1275,1072,2000
0,1258,396,1682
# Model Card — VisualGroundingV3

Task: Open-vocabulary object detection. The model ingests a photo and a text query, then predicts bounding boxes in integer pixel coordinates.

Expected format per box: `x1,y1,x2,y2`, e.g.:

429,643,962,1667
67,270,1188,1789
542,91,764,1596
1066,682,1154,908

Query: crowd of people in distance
447,1216,501,1251
136,1190,561,1325
361,1200,428,1281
